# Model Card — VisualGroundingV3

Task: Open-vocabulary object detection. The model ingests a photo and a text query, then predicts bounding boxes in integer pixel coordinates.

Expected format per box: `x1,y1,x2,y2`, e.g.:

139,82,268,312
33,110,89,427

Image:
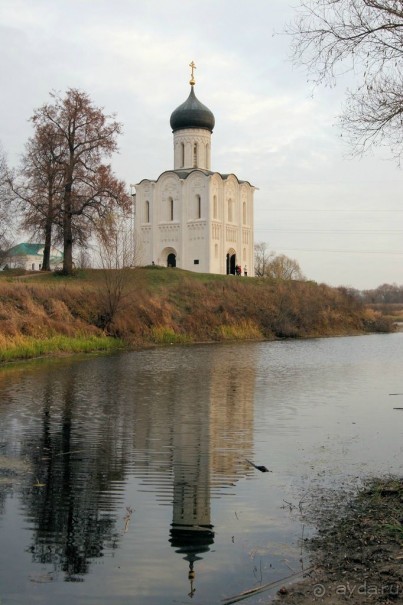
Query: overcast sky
1,0,402,289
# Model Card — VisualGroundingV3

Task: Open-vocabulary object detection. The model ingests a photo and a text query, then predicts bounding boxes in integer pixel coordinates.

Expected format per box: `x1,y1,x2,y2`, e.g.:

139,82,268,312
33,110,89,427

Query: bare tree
288,0,403,159
363,282,403,303
255,242,305,280
30,89,132,274
254,242,275,277
94,210,137,270
93,211,138,332
0,144,15,263
75,246,92,269
265,254,305,280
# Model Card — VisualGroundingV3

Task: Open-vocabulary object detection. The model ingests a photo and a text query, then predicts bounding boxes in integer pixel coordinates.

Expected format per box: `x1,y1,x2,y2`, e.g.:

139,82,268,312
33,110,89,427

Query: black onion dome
170,86,215,133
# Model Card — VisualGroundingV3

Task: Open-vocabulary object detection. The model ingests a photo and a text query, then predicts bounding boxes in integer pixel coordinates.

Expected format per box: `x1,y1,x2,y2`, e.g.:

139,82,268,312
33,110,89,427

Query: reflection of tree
0,445,13,515
0,490,6,515
1,345,256,592
20,366,129,581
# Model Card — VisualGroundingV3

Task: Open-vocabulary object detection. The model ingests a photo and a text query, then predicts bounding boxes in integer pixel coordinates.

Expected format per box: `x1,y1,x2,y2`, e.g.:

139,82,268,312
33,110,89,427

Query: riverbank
273,477,403,604
0,267,395,363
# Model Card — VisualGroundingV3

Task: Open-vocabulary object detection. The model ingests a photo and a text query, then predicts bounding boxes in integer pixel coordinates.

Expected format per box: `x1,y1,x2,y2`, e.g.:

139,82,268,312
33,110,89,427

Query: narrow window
215,243,218,258
32,263,35,270
228,199,233,222
181,142,185,168
243,201,246,224
193,142,198,167
213,195,217,219
145,200,150,223
206,144,209,169
196,194,201,219
169,197,174,221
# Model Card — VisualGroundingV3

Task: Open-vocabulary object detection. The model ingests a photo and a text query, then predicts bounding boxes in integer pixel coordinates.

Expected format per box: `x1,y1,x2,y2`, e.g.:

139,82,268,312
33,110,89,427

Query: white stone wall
173,128,212,170
135,171,255,276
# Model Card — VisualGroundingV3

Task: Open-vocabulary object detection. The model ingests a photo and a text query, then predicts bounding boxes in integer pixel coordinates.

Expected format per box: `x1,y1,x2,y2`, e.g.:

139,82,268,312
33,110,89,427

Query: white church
133,63,256,276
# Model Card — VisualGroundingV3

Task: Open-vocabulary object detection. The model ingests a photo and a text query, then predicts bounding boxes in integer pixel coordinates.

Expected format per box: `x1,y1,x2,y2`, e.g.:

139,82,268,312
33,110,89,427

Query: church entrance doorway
226,250,236,275
167,253,176,268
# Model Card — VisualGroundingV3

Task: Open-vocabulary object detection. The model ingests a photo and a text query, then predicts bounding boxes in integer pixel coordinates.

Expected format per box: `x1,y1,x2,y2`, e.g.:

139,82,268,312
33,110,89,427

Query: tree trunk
62,184,74,274
42,187,53,271
42,221,52,271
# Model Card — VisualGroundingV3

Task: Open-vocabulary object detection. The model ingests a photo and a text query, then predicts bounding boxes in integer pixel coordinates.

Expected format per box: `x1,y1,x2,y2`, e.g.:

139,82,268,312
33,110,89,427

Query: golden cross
189,61,196,85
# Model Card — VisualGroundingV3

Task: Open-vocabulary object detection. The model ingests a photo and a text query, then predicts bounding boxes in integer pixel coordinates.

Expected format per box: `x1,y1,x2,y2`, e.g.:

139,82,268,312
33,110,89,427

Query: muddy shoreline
273,478,403,604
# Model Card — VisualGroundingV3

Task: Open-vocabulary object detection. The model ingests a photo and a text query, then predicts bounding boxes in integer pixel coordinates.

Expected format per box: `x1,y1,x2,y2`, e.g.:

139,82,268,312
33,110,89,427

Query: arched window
181,143,185,168
243,201,246,224
196,194,201,219
145,200,150,223
213,195,217,219
228,199,233,222
193,142,198,167
169,197,174,221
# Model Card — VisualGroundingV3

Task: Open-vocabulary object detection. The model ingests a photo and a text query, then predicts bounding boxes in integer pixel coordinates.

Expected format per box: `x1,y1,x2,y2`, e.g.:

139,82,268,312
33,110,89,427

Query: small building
1,243,63,271
133,63,256,276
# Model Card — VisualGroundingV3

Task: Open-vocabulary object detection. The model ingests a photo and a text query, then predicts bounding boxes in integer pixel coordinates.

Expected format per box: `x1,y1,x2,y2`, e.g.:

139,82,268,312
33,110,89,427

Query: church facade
133,65,256,276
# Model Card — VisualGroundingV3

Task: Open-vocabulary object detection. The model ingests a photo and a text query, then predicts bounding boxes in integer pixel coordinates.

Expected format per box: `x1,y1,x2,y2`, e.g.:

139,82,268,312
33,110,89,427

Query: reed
0,334,124,363
216,320,263,341
150,326,192,344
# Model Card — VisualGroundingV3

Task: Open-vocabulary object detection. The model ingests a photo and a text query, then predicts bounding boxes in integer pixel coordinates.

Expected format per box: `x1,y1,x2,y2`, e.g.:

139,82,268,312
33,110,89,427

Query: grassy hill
0,266,394,363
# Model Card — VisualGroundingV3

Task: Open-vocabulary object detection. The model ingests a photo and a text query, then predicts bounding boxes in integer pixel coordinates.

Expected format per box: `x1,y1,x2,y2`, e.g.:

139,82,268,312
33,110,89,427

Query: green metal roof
6,243,63,259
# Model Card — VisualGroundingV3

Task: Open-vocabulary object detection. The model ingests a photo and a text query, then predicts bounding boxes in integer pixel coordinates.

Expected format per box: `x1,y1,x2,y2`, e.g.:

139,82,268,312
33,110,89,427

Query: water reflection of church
133,355,256,597
5,345,256,594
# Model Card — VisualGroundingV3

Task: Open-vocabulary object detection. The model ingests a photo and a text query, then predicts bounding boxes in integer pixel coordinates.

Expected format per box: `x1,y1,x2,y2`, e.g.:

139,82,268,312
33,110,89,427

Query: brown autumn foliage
18,89,132,274
0,268,394,350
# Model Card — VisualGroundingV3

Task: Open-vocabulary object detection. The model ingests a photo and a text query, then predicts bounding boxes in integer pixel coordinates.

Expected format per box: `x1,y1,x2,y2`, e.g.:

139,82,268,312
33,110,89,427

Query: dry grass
0,267,395,362
367,303,403,323
215,319,263,341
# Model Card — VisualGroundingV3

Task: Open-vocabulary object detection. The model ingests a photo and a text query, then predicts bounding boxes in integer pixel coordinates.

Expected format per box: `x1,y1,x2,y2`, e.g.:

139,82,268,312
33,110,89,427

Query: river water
0,333,402,604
